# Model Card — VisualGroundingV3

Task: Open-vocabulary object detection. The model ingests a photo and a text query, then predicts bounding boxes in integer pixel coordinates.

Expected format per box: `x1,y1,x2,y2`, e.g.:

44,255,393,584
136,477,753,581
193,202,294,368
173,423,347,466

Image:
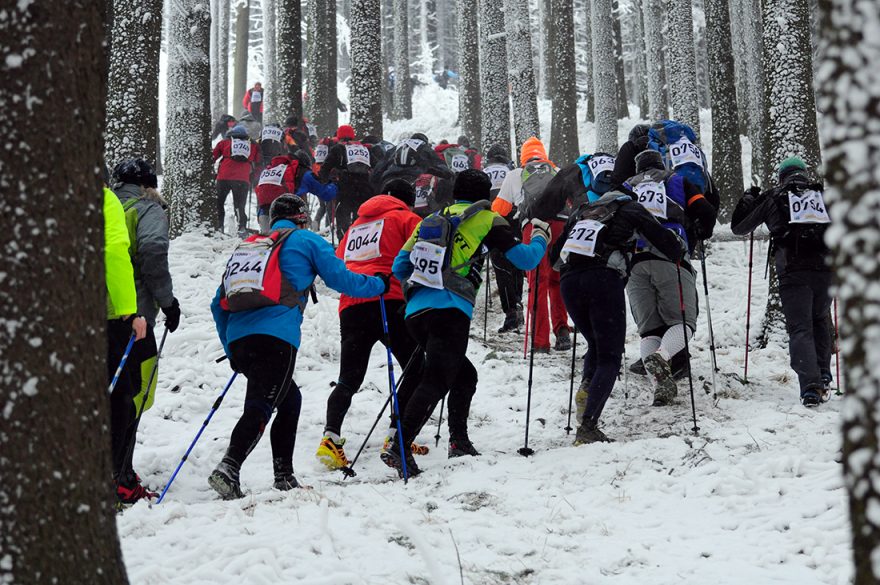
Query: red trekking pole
744,232,755,383
523,268,534,360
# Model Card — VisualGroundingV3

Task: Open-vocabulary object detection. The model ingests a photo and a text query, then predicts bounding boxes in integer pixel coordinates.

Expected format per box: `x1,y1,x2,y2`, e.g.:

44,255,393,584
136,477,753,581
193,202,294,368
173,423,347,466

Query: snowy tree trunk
306,0,337,137
232,0,250,116
728,0,750,134
592,0,617,153
458,0,481,147
219,0,231,114
705,0,744,221
818,3,880,581
165,0,214,234
275,0,302,123
0,2,129,582
761,0,821,176
549,0,579,165
350,0,382,137
740,0,766,183
632,0,649,117
642,0,668,121
692,0,712,110
664,0,700,135
542,0,556,101
611,0,629,118
262,0,277,122
106,0,162,168
392,0,412,120
480,0,512,153
326,0,338,130
581,0,595,122
211,0,220,120
504,0,541,148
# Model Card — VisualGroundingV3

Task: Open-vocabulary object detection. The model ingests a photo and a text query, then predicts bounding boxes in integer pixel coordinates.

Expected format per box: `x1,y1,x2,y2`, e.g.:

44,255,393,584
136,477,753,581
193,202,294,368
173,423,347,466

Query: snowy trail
118,230,850,584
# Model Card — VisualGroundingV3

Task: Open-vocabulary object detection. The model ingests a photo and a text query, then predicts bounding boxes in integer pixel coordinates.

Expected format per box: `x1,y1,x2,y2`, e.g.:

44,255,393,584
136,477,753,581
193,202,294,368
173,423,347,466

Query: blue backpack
647,120,712,196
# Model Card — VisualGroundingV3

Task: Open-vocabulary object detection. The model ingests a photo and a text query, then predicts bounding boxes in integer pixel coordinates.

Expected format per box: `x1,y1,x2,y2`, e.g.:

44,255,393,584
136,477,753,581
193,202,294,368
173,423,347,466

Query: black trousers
334,197,360,241
225,335,302,470
217,179,250,231
398,309,478,447
108,319,139,485
491,248,524,314
325,300,423,437
779,270,833,394
119,325,158,485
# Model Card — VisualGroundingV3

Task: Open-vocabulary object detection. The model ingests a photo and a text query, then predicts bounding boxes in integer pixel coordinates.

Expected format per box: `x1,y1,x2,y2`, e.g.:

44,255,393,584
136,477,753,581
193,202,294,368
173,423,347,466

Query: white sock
324,431,342,443
658,324,692,361
640,336,662,360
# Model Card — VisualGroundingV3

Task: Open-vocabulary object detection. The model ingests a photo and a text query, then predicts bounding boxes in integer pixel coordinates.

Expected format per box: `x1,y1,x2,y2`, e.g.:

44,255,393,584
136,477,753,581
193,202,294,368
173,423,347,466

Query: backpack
518,161,557,220
647,120,712,195
343,141,372,174
560,196,627,264
483,163,510,197
414,173,439,213
772,182,831,264
258,159,298,188
219,229,309,312
394,139,425,167
261,126,284,143
405,201,491,304
229,138,252,163
442,146,471,174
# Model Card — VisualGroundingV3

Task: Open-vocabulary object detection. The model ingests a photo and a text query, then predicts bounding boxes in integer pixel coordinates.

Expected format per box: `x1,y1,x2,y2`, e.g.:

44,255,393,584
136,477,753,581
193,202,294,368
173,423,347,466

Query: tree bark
817,3,880,582
262,0,277,122
165,0,214,234
642,0,667,120
705,0,744,221
350,0,383,137
592,0,618,153
219,0,231,114
457,0,481,147
275,0,303,123
549,0,579,165
504,0,541,150
0,1,130,583
664,0,700,135
580,0,595,122
105,0,163,168
611,0,629,119
542,0,556,101
211,0,221,120
480,0,512,154
306,0,337,137
233,0,250,117
632,0,649,117
392,0,412,120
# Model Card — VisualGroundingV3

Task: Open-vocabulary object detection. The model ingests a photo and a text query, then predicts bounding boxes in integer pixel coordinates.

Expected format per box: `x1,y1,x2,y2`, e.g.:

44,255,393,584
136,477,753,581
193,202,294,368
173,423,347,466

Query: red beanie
336,125,355,140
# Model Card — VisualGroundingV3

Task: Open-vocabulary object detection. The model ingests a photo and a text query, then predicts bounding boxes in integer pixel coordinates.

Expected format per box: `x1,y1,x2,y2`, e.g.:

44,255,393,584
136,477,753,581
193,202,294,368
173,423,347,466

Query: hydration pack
647,120,712,195
628,170,689,252
518,161,557,220
772,182,831,265
219,229,309,313
559,194,629,267
229,138,252,162
442,146,471,174
343,141,372,174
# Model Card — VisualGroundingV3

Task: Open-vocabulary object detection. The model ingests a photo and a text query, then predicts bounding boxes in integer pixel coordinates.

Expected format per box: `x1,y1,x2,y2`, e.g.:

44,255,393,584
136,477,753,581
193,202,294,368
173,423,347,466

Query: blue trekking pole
379,295,409,483
108,333,137,394
156,373,238,503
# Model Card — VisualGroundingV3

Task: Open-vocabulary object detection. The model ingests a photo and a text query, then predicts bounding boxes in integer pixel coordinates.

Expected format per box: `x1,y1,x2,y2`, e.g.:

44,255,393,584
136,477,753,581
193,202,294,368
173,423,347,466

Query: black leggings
225,335,302,469
491,248,524,314
216,179,250,231
108,319,138,485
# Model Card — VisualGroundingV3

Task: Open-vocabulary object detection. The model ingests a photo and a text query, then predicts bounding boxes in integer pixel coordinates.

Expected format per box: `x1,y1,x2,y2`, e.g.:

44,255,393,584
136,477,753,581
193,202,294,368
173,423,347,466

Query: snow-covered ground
123,87,850,583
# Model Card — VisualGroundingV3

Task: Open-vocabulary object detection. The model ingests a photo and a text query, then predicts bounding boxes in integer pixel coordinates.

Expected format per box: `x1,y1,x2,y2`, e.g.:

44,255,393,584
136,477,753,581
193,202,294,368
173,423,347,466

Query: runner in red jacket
212,125,260,234
316,179,427,470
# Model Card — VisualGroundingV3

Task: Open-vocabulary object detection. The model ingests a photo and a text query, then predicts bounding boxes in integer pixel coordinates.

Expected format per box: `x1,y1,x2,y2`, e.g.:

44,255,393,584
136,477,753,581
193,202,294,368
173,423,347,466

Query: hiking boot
316,436,350,470
448,436,481,458
820,373,833,401
498,311,519,334
383,436,430,456
554,327,572,351
380,444,422,479
573,421,615,445
629,359,647,376
272,458,300,491
644,353,678,406
670,350,690,381
801,386,823,408
575,379,589,423
208,458,243,500
116,479,158,505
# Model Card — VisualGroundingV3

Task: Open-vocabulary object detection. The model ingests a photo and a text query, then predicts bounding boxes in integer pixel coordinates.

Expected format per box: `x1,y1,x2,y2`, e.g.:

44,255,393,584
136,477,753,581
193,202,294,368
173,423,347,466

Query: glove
375,273,391,296
530,218,551,245
228,357,242,374
161,298,181,333
743,186,761,202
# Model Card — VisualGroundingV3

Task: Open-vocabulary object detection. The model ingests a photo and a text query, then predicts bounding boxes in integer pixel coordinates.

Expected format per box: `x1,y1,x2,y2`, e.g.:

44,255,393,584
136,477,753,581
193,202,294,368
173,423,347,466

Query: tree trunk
642,0,667,121
504,0,541,150
591,0,617,153
705,0,744,221
740,0,767,184
165,0,214,234
275,0,303,123
817,3,880,581
632,0,649,117
542,0,556,101
457,0,481,148
262,0,277,122
0,2,130,583
728,0,751,135
611,0,629,119
306,0,337,137
350,0,382,137
549,0,579,165
211,0,220,120
106,0,163,168
580,0,595,122
219,0,231,114
664,0,700,135
233,0,250,117
480,0,512,154
393,0,412,120
692,0,712,110
326,0,338,132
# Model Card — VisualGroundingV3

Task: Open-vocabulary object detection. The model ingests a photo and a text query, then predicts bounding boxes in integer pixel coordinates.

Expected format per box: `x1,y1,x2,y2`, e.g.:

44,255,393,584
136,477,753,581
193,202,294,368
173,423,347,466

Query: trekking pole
378,295,409,483
330,201,337,247
156,373,238,504
434,397,445,447
833,297,842,395
744,232,755,384
483,257,490,343
519,264,541,456
341,347,422,478
108,333,137,394
699,241,718,398
676,262,699,435
522,269,533,360
565,327,577,434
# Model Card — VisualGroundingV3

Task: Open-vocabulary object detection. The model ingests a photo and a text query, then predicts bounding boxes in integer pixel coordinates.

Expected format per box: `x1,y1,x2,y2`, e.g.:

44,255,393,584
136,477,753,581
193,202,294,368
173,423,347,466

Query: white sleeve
498,168,524,207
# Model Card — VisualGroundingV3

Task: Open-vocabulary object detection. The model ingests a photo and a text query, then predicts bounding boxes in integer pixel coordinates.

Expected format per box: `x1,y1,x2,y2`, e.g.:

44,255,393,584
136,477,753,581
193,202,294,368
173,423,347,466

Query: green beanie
777,156,807,179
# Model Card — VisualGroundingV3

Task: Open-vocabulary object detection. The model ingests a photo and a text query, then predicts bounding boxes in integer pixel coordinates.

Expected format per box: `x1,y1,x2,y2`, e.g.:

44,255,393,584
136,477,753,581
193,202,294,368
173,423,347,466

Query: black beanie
381,178,416,208
635,150,665,173
453,169,491,202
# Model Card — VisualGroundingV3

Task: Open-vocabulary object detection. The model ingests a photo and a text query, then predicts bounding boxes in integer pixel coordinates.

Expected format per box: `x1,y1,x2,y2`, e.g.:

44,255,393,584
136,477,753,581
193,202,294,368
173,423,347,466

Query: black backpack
518,161,556,220
343,141,372,174
772,182,830,262
560,196,627,263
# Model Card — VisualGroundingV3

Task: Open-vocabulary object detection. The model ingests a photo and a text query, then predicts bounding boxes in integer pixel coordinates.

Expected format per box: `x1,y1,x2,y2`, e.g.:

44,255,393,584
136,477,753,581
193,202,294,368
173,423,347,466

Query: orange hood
520,136,550,167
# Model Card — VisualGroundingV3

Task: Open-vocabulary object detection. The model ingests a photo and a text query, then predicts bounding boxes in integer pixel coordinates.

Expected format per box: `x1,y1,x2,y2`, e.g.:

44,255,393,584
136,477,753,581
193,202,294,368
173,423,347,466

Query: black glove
744,186,761,200
375,273,391,296
228,357,242,373
161,298,181,333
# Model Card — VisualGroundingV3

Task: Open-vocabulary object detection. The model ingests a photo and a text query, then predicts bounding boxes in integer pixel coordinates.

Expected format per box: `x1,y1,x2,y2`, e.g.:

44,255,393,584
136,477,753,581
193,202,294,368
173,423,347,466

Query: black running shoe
448,437,481,458
380,445,422,479
208,458,244,500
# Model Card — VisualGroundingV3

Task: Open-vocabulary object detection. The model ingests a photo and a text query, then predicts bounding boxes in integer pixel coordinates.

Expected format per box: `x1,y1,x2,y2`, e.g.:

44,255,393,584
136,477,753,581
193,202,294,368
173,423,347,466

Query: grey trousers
779,270,833,393
627,259,699,336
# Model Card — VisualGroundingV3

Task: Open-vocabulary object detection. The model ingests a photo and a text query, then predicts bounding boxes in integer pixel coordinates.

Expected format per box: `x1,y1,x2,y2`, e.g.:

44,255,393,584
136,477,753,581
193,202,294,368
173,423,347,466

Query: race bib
484,164,509,190
402,138,425,152
668,138,704,169
789,190,830,224
315,144,329,163
346,144,370,166
258,164,286,186
408,241,445,289
587,155,615,177
561,219,605,260
451,154,470,172
306,123,317,137
223,247,270,294
250,91,262,103
344,219,384,262
633,181,668,219
230,138,251,159
261,126,283,142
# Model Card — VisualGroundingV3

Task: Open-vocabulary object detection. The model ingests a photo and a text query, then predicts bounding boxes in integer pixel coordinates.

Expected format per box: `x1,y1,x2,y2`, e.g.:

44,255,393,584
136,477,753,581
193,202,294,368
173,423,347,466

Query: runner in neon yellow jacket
104,186,138,318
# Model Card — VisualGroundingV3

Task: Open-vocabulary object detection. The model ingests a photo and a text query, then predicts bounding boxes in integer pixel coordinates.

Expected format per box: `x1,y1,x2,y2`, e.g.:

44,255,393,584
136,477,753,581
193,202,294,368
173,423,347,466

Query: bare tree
549,0,579,165
262,0,277,121
392,0,412,120
479,0,512,153
306,0,338,137
504,0,540,148
350,0,382,137
817,3,880,582
611,0,629,118
211,0,221,119
457,0,480,146
578,0,595,122
642,0,668,121
664,0,700,134
592,0,617,153
232,0,250,115
106,0,162,168
165,0,214,234
0,1,130,583
219,0,231,114
629,0,649,117
275,0,302,123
